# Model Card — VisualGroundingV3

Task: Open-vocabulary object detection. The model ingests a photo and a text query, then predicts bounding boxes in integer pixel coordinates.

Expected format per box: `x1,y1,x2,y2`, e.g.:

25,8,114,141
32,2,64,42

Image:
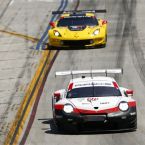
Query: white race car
52,69,137,132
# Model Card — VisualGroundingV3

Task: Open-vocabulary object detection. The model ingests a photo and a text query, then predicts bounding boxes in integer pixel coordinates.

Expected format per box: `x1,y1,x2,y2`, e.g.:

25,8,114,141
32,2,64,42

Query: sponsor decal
54,104,64,110
100,102,109,104
113,82,119,89
68,83,73,90
87,97,98,102
75,82,112,87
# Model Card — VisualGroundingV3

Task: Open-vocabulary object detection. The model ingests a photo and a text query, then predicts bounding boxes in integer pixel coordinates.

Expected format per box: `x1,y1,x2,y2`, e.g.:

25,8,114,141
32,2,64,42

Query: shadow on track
38,118,136,135
42,44,106,51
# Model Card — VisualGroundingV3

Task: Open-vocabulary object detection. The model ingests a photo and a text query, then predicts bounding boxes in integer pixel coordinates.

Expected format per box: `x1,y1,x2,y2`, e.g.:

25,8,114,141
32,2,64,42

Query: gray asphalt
0,0,60,144
8,0,145,145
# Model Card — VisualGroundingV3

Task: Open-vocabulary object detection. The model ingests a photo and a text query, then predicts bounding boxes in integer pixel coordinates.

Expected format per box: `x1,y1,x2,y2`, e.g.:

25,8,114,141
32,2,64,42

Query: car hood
68,97,122,114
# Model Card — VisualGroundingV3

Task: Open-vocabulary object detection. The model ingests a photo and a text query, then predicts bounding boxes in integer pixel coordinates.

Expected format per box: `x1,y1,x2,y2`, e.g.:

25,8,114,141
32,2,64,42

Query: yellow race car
48,10,107,48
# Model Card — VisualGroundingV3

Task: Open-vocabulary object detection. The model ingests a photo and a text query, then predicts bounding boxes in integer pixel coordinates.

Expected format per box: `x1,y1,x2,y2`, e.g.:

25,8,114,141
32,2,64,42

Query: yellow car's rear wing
52,9,107,15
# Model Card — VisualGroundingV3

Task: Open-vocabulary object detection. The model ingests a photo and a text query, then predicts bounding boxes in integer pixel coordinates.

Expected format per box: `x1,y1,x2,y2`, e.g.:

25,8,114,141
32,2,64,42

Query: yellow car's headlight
54,30,61,37
93,29,100,35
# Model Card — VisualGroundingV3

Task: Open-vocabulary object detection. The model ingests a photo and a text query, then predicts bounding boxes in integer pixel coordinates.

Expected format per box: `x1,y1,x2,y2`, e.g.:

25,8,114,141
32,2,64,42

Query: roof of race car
68,76,117,89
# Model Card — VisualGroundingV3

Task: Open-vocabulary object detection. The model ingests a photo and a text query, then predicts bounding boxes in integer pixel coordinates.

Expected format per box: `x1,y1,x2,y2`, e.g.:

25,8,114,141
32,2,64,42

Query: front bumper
49,37,106,48
54,107,137,130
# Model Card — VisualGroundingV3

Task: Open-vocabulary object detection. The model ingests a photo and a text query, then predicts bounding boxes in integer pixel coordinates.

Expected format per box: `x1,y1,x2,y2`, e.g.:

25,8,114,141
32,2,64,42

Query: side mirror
126,90,133,96
49,22,55,28
54,92,61,102
102,20,107,25
119,87,134,97
53,89,66,102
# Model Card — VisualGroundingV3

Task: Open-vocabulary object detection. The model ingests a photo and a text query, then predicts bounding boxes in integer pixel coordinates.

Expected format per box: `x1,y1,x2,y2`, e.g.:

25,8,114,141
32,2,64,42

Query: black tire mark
0,2,66,136
128,0,145,86
10,51,54,145
112,0,136,82
113,1,127,82
0,2,40,142
2,6,22,30
36,13,51,38
0,3,34,137
0,1,52,132
0,1,22,40
19,1,80,144
74,0,80,10
0,0,13,20
19,50,59,145
0,4,22,41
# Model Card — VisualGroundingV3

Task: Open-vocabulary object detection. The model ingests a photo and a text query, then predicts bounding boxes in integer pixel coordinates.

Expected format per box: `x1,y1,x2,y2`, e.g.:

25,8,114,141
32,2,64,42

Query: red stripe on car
68,83,73,91
128,101,136,107
54,104,64,110
54,102,136,113
113,81,119,89
76,107,119,114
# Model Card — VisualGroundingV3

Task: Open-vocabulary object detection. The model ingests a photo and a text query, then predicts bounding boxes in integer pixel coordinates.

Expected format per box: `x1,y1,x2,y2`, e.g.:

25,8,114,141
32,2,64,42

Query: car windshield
66,86,121,98
57,17,98,27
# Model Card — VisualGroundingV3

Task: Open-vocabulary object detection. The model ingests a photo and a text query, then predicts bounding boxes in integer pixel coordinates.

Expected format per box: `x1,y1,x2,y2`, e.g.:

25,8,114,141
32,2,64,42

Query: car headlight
63,104,73,113
54,30,61,37
93,29,100,35
119,101,129,112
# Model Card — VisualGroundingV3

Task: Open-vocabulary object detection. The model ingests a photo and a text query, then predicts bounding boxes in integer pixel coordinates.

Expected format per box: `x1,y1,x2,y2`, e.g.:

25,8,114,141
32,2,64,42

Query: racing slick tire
114,116,137,131
130,118,137,131
126,114,137,131
100,43,106,48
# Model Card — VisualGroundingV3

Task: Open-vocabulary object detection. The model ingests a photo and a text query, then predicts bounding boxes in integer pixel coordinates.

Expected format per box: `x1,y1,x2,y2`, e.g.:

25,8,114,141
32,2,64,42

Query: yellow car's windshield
57,17,98,27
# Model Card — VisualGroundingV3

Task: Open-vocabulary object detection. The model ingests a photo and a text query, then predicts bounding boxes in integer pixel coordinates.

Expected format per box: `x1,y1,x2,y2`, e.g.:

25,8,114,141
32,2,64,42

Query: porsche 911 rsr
48,10,107,48
52,69,137,133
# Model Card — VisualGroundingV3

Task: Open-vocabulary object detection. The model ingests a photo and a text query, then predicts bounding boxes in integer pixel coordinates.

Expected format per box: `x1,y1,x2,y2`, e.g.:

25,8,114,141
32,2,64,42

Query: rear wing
52,9,107,15
55,68,123,78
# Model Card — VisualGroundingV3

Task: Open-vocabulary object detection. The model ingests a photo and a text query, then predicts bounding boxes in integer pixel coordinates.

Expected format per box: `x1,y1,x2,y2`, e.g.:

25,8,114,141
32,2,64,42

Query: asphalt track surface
3,0,145,145
0,0,47,144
